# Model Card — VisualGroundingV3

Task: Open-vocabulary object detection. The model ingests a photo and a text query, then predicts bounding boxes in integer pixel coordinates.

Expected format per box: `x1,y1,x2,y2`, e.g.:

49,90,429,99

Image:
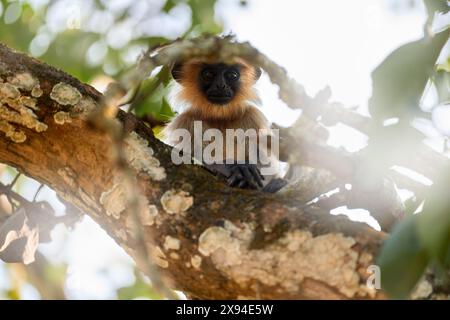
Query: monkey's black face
198,63,241,105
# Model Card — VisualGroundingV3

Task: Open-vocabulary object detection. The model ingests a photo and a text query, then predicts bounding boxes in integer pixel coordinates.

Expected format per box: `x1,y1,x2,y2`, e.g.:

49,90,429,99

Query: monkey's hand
227,164,265,189
204,163,264,190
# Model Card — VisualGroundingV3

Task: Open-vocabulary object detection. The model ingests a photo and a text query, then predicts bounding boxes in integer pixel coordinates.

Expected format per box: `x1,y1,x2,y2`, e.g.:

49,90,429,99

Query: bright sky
0,0,435,299
218,0,426,126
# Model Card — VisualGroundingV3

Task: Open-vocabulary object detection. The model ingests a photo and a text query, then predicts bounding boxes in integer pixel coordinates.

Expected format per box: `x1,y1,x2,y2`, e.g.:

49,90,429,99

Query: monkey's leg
204,163,264,190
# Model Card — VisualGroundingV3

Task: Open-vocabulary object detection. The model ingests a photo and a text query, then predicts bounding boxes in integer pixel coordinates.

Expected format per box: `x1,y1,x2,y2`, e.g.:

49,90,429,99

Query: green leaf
134,81,165,116
159,97,176,120
162,0,180,13
133,66,173,118
432,70,450,104
369,29,450,121
44,263,68,285
445,244,450,268
437,57,450,72
186,0,222,36
159,65,172,86
6,289,20,300
378,215,429,299
424,0,450,16
417,171,450,267
117,271,163,300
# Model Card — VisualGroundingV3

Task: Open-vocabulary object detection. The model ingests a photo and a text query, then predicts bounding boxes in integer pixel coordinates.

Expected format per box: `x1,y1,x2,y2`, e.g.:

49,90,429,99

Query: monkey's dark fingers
248,165,264,188
227,174,243,187
240,166,259,189
237,180,248,188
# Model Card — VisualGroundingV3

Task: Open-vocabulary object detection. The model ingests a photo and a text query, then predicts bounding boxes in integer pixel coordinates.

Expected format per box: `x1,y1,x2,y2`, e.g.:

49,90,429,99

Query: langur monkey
163,56,286,193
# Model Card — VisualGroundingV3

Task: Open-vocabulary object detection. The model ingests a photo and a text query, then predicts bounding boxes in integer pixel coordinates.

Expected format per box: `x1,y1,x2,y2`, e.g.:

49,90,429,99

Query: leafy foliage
133,66,175,122
433,69,450,104
369,29,449,121
374,0,450,299
418,171,450,269
378,215,429,299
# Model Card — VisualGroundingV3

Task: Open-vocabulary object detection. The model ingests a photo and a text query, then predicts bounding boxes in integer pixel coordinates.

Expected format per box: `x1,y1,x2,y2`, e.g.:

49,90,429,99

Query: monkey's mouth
207,95,233,105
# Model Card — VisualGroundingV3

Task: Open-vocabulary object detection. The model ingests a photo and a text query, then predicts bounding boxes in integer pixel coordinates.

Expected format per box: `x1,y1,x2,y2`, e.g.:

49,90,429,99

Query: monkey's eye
225,70,240,82
201,69,215,81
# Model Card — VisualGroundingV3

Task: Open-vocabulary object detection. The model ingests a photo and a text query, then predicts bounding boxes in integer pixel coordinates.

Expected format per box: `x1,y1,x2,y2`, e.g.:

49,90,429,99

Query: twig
33,184,45,202
9,173,21,189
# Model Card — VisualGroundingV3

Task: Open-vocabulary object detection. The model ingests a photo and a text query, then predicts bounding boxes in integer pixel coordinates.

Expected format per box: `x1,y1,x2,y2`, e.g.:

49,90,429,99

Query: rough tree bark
0,42,410,300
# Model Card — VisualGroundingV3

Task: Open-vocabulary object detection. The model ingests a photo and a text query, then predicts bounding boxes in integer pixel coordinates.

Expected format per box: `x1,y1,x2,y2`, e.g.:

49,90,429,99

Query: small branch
32,184,45,202
0,181,31,207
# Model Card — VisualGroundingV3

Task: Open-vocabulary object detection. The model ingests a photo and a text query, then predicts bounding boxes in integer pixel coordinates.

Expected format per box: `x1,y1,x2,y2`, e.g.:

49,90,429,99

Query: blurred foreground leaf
369,29,450,121
378,215,429,299
418,171,450,269
134,66,175,121
117,271,163,300
432,69,450,104
424,0,450,16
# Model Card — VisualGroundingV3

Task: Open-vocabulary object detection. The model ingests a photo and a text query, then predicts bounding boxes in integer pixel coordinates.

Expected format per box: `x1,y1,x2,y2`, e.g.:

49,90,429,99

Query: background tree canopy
0,0,449,300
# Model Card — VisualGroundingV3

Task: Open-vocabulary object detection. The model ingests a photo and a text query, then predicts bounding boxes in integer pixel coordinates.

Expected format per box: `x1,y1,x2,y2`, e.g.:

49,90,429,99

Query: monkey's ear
171,63,183,82
254,67,262,81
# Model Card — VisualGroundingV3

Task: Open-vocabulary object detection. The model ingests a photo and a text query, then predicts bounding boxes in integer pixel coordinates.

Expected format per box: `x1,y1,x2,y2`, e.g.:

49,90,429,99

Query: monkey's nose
216,83,226,90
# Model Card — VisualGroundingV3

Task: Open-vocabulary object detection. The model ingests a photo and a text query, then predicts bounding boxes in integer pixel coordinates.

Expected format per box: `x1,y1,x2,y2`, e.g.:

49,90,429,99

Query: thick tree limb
0,42,414,300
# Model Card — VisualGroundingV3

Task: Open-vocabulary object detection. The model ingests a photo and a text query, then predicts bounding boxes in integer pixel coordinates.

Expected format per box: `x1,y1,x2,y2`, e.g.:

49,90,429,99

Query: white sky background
218,0,426,126
0,0,443,299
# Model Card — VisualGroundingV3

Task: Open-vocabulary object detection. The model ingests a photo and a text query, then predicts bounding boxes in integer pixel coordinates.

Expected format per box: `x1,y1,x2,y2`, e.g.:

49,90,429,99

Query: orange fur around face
175,58,260,121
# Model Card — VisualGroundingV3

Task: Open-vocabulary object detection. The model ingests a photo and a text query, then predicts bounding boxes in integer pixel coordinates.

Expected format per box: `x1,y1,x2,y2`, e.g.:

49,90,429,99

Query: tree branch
0,41,418,299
